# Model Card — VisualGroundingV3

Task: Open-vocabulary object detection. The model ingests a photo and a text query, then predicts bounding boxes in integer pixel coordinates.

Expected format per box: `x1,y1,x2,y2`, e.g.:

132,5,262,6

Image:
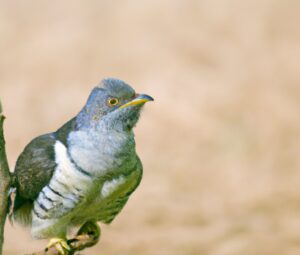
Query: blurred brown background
1,0,300,254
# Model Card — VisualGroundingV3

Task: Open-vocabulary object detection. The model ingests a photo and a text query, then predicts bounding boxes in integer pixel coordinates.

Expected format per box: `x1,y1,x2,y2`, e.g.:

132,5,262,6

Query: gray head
76,78,153,131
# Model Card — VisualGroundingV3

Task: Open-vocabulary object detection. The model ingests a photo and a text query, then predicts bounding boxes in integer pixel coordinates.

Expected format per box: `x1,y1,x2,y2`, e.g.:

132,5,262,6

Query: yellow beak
119,94,154,109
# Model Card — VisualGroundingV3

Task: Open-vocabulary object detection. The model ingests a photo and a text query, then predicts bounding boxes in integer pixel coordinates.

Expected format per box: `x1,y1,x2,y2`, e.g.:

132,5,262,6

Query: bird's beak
119,94,154,109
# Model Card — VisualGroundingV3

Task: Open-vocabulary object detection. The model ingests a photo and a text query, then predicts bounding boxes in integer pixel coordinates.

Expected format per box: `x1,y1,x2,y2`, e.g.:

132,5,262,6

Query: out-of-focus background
1,0,300,254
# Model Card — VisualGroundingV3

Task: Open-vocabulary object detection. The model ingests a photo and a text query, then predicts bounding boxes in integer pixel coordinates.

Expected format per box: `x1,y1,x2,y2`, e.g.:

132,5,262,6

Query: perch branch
26,224,100,255
0,101,11,255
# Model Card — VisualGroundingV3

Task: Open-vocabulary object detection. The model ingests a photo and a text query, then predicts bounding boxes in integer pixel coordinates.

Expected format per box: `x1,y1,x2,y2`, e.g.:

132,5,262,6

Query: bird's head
76,78,154,131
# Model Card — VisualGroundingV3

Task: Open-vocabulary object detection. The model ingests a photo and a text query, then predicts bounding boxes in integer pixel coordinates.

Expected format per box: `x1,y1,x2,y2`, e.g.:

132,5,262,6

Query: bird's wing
14,133,57,201
14,118,77,201
12,132,58,225
13,118,77,222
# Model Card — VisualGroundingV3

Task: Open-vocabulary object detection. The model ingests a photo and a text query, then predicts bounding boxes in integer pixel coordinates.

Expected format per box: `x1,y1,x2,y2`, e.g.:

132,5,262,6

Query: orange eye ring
107,97,119,107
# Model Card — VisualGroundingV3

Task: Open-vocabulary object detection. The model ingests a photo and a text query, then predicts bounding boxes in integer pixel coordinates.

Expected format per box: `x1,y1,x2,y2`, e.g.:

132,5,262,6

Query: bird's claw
46,238,71,255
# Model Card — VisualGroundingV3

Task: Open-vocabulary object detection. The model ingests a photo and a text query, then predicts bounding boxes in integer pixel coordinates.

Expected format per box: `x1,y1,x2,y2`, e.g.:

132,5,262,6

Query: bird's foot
45,238,71,255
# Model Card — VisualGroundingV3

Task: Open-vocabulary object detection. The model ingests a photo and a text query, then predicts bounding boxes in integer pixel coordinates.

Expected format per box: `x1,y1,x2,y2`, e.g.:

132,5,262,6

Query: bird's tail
7,187,16,223
7,172,16,223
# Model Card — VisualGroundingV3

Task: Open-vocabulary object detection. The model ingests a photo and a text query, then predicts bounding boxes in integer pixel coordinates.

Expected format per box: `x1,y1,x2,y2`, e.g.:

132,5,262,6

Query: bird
11,78,154,254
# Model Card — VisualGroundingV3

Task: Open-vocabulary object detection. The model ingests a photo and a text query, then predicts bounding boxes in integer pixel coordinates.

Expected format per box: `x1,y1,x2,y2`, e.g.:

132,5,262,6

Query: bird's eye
107,97,119,107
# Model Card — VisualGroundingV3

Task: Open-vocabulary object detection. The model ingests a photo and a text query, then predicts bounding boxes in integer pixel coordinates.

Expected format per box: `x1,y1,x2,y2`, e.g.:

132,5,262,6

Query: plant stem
0,102,11,255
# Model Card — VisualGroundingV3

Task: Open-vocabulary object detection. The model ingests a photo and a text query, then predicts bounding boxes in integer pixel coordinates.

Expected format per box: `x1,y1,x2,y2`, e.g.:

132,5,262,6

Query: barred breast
31,140,94,238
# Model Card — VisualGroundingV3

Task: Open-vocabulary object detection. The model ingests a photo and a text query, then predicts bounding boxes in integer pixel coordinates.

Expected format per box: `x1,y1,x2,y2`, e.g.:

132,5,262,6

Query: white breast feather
101,176,126,198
